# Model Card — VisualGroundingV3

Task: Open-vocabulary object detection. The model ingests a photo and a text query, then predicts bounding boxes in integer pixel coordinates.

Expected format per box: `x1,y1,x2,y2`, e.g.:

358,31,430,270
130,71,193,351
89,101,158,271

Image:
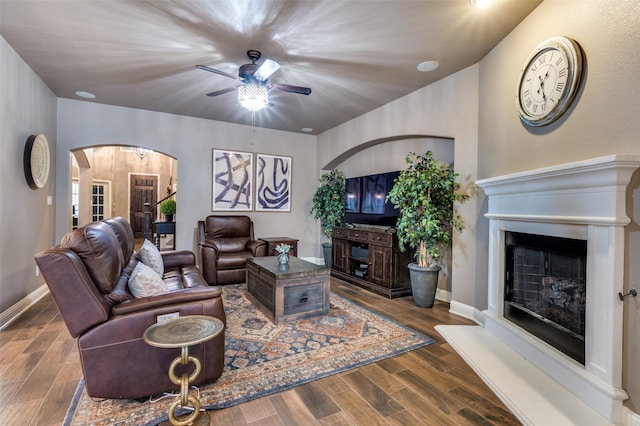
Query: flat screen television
344,171,400,227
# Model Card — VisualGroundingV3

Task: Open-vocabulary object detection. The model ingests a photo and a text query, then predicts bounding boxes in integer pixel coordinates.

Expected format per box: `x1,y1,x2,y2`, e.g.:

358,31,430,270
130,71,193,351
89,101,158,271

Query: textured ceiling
0,0,541,134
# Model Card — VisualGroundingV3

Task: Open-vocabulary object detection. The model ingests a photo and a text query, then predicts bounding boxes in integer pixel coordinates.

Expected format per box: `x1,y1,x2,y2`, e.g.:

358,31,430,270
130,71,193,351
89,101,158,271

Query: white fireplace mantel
476,154,640,424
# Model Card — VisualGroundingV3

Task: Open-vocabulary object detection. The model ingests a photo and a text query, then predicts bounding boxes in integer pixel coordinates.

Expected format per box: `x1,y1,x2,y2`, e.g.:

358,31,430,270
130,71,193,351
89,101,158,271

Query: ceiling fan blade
254,59,281,81
196,65,239,81
206,87,236,97
271,83,312,95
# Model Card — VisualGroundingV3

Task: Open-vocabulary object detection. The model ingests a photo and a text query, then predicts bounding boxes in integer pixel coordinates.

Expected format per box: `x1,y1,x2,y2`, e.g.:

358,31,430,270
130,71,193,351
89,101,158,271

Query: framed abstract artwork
212,149,253,211
255,153,292,212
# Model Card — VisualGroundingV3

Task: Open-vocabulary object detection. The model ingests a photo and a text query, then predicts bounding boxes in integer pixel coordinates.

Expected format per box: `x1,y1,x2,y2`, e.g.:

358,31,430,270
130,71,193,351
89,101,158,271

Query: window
72,180,79,230
92,183,107,222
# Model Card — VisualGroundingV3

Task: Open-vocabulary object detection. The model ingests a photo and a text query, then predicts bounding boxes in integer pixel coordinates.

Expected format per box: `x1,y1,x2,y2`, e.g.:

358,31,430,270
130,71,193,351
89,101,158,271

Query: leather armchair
198,215,267,285
34,217,226,400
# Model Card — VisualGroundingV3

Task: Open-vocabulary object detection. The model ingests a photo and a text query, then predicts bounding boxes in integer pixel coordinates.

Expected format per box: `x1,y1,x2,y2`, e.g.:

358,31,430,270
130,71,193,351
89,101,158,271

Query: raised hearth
476,155,640,424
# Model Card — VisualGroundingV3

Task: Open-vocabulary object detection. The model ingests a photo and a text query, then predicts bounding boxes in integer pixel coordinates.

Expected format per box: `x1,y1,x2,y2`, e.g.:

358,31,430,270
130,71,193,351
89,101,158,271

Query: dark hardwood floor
0,278,520,425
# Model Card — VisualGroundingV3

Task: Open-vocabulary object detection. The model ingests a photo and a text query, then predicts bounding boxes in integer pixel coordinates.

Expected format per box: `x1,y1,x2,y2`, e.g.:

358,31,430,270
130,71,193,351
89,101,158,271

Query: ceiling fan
196,50,311,111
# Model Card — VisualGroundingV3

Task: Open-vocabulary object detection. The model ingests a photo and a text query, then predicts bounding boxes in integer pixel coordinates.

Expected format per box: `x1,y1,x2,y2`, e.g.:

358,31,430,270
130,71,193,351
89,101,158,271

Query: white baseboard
301,256,326,266
435,288,451,303
449,299,486,326
625,407,640,426
0,284,50,330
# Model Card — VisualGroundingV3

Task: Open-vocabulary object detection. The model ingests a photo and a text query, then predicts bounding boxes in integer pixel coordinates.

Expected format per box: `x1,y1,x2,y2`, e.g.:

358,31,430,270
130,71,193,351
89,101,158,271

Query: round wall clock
516,36,584,127
24,133,51,190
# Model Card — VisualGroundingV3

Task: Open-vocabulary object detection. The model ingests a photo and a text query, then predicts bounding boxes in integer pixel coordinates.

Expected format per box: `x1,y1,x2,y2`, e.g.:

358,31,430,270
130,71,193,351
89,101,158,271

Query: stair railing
143,192,176,242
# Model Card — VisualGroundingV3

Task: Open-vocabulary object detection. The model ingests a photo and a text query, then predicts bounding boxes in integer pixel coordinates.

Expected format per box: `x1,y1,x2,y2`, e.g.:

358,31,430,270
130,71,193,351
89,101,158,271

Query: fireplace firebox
504,231,587,364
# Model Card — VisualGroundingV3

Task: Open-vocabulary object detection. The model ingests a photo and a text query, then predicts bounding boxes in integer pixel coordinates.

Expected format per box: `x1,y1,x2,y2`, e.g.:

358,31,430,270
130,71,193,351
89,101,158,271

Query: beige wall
478,0,640,411
337,137,454,179
478,0,640,177
317,65,482,309
56,100,318,258
0,37,57,312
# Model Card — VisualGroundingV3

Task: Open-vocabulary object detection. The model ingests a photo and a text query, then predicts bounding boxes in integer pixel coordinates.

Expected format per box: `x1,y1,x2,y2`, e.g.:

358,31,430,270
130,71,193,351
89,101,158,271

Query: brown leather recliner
34,217,226,400
198,215,267,285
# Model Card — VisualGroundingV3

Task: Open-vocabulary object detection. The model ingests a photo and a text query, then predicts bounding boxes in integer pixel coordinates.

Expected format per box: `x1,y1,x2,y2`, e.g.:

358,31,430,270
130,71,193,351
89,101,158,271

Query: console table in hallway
154,221,175,250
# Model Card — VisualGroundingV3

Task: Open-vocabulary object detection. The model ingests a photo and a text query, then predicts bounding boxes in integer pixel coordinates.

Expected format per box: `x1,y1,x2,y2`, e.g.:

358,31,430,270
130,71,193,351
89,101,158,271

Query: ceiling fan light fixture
238,83,268,111
254,58,281,81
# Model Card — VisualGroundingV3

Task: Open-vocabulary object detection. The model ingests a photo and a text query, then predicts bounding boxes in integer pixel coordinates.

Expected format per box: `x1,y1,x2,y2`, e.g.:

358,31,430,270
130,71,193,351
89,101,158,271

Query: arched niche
322,134,456,298
321,134,454,171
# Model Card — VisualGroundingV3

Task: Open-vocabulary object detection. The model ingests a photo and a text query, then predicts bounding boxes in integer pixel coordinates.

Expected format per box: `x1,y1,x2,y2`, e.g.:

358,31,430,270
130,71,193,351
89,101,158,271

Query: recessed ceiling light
301,127,313,133
470,0,493,8
417,61,439,72
75,91,96,99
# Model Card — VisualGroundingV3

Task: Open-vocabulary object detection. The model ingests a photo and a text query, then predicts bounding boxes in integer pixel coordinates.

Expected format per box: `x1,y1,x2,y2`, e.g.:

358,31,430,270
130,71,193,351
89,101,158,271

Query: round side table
144,315,224,426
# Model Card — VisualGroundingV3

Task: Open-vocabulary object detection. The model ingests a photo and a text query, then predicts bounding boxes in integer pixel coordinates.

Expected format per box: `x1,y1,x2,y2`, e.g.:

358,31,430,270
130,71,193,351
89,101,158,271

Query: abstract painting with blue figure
256,153,292,212
213,149,253,211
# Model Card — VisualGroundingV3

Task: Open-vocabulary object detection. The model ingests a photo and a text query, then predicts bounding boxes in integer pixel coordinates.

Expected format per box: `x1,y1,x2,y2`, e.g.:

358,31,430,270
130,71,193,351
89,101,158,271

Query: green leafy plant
386,151,469,268
159,198,176,215
310,169,346,240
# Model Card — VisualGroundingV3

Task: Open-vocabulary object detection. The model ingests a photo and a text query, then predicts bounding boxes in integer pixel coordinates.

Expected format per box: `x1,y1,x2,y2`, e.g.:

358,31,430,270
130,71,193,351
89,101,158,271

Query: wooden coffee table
246,256,330,324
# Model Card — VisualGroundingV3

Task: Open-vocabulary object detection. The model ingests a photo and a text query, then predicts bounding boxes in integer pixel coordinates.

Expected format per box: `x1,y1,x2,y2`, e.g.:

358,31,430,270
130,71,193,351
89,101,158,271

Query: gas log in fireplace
504,231,587,364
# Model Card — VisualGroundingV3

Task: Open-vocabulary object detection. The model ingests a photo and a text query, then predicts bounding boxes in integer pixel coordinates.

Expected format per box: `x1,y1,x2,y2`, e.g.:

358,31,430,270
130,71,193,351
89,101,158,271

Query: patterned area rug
65,284,434,425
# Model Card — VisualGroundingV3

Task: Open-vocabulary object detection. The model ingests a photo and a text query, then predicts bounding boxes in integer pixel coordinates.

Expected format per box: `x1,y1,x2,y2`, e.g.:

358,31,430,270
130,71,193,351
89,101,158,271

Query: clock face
24,133,50,190
516,37,583,127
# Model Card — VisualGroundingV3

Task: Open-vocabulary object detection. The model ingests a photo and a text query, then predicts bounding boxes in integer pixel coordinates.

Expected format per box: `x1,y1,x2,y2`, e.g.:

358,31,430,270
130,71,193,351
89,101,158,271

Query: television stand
330,226,412,298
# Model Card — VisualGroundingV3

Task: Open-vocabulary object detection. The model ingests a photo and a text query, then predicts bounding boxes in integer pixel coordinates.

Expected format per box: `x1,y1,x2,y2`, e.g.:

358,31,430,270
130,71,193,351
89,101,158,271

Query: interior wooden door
130,174,158,236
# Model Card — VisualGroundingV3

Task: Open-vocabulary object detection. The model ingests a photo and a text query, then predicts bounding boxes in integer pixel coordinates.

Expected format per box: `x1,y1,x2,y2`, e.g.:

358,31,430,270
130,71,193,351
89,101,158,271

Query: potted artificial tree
386,151,469,308
310,169,346,268
159,198,176,222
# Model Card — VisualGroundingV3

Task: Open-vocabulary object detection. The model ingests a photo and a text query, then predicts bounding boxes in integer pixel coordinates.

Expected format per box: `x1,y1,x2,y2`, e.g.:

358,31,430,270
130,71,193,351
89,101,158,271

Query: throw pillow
128,262,169,298
138,239,164,276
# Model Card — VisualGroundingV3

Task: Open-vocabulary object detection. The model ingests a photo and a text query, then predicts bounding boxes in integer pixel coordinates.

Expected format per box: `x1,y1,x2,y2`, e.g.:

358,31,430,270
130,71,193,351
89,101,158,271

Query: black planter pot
164,214,173,222
408,263,441,308
322,242,332,268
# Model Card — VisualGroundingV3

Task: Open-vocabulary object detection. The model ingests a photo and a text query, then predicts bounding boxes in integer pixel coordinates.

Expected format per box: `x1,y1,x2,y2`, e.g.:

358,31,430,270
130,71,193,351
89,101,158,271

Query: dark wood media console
331,226,412,298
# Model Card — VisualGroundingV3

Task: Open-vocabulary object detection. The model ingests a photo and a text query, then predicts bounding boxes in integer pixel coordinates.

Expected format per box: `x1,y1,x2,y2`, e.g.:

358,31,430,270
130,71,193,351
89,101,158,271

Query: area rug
65,284,434,425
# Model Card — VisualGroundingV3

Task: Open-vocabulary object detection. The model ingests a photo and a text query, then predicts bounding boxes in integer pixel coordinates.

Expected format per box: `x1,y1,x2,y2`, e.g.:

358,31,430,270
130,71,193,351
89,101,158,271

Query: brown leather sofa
198,215,267,285
34,217,226,400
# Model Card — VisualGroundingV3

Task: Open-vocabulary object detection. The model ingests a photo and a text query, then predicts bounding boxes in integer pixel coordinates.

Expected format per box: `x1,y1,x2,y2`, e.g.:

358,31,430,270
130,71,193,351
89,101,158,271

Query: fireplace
476,155,640,424
504,231,587,364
